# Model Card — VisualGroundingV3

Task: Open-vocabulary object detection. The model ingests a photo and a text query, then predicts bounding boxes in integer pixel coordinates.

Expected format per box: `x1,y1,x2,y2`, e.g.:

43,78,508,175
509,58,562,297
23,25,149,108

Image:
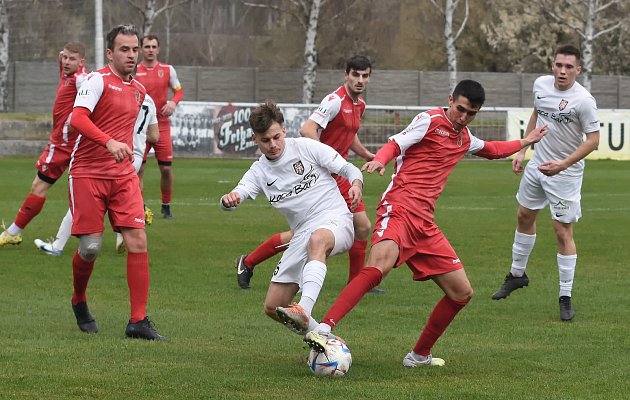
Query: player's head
552,44,581,91
447,79,485,132
61,42,85,76
141,34,160,63
344,55,372,98
105,24,140,77
249,100,286,160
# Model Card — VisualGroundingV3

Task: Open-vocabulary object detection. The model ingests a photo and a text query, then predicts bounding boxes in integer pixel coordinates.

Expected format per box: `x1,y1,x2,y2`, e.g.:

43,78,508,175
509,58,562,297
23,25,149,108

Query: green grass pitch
1,156,629,399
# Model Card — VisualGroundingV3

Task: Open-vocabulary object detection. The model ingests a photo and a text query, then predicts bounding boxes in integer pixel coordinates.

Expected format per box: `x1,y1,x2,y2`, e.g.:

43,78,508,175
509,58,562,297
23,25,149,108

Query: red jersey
135,62,182,124
70,65,146,179
308,85,366,159
375,109,486,222
51,64,88,146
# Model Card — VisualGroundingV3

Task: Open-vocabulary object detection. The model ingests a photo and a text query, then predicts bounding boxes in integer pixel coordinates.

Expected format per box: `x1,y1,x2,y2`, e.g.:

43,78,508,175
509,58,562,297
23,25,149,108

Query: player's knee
307,231,332,257
263,303,278,320
353,215,371,240
78,236,103,261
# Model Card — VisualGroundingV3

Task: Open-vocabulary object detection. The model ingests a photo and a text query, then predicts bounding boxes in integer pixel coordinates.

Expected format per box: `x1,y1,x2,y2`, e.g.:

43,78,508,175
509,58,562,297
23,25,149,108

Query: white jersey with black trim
133,94,158,160
228,137,362,233
531,75,600,177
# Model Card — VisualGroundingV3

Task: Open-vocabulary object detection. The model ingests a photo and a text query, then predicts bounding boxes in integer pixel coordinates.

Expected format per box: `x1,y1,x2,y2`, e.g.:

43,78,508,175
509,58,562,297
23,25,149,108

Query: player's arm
300,119,321,141
71,107,133,163
538,130,599,176
349,134,375,161
511,110,538,173
472,124,548,160
362,140,400,176
337,161,364,210
162,66,183,117
220,169,260,211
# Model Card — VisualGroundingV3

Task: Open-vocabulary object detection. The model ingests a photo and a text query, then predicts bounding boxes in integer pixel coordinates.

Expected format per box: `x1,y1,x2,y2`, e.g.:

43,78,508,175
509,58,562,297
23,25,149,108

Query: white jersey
228,137,362,233
133,94,158,161
530,75,600,177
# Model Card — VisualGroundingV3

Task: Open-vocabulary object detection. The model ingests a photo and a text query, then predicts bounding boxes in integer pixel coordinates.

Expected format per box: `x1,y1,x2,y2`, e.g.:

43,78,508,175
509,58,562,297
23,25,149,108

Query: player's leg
349,210,370,282
34,208,73,256
158,162,173,218
553,220,577,321
492,167,545,300
139,145,153,223
1,175,51,246
110,175,164,340
235,230,292,289
404,268,472,368
72,233,102,333
264,282,300,323
305,239,398,352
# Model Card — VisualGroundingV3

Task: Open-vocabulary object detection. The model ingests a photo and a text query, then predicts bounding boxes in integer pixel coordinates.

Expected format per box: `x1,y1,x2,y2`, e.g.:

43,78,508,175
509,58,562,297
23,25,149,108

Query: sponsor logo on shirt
435,128,450,137
108,84,123,92
343,109,353,114
269,165,319,204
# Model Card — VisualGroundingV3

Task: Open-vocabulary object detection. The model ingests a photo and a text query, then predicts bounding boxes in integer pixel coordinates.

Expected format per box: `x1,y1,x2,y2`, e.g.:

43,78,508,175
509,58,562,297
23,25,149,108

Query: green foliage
1,157,629,399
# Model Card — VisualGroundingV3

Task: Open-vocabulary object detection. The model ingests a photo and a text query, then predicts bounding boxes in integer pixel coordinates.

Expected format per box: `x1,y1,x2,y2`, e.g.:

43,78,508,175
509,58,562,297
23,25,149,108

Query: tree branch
544,8,585,37
452,0,469,42
429,0,446,16
592,21,621,39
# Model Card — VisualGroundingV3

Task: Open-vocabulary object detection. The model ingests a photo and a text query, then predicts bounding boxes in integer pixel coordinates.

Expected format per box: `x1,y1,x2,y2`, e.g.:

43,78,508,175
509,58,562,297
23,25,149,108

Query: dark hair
345,55,372,74
555,44,581,63
452,79,486,109
141,34,160,47
106,24,139,50
249,100,285,134
64,42,85,58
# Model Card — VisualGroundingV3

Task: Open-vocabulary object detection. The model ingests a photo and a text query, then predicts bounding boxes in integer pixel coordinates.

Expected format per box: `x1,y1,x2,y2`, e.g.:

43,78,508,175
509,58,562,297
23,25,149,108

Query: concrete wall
7,62,630,112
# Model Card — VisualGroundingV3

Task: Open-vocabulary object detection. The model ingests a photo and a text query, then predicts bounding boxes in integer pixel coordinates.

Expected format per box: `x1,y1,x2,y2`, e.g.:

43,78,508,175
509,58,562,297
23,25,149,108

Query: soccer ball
307,338,352,378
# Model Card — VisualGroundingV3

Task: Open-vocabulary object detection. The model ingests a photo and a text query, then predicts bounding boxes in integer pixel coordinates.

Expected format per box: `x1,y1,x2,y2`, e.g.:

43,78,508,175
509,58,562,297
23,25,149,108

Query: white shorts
270,214,354,286
133,154,143,174
516,163,583,223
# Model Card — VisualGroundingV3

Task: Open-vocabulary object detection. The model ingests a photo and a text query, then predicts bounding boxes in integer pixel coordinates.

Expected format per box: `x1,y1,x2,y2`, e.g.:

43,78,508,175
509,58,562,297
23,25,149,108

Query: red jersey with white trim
379,108,485,222
135,62,181,124
70,65,146,179
51,64,88,146
308,85,366,159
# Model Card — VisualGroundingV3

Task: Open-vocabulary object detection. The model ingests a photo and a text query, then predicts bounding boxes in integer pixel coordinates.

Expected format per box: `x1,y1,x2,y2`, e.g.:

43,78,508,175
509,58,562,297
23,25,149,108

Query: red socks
72,251,95,305
245,233,286,269
15,193,46,229
127,252,150,323
347,240,367,283
161,191,172,205
321,267,383,328
413,296,469,356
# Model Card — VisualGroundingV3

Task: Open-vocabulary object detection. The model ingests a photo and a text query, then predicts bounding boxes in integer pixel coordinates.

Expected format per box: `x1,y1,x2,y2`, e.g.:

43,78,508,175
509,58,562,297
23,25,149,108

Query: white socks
558,253,577,297
7,223,22,236
299,260,327,316
510,231,536,277
52,209,73,250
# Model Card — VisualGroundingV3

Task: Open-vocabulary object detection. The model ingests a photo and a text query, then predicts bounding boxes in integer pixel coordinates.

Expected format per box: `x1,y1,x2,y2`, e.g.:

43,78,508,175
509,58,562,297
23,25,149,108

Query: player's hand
361,160,385,175
538,160,565,176
348,181,363,211
106,139,133,163
221,192,242,208
364,151,376,162
512,151,526,174
162,100,176,117
525,124,548,145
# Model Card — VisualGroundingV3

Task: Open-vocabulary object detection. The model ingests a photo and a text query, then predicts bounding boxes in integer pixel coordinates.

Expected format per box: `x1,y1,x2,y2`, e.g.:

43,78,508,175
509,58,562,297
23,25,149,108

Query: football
307,338,352,378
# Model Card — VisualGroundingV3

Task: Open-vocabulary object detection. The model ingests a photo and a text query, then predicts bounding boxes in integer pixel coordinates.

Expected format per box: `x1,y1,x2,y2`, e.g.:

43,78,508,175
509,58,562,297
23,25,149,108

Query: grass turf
1,156,629,399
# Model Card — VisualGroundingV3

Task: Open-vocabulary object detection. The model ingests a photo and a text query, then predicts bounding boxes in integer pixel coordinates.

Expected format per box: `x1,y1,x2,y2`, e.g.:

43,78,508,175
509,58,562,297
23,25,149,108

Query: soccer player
220,100,364,337
34,94,159,256
0,43,87,247
283,80,548,367
234,55,380,293
136,34,184,219
491,44,600,321
66,24,163,340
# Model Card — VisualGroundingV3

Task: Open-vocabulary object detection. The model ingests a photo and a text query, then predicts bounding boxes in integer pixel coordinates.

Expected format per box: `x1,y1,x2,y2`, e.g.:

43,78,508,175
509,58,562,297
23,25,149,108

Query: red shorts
144,121,172,164
334,175,366,213
69,175,145,235
372,202,462,281
35,143,73,183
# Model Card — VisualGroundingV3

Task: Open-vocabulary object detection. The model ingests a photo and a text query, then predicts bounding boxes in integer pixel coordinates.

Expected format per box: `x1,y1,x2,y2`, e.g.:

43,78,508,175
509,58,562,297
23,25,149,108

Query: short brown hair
64,42,85,58
555,44,581,63
141,34,160,47
249,100,284,134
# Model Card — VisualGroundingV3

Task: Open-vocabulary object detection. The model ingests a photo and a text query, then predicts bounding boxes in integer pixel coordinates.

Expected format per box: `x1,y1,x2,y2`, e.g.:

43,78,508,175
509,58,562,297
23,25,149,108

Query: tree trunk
302,0,321,104
581,0,596,91
143,0,157,35
444,0,458,94
0,0,8,112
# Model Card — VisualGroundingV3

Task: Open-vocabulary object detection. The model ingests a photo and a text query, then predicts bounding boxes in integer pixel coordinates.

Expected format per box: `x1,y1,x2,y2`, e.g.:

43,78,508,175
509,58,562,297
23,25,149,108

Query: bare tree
128,0,190,36
539,0,622,91
430,0,469,94
0,0,8,111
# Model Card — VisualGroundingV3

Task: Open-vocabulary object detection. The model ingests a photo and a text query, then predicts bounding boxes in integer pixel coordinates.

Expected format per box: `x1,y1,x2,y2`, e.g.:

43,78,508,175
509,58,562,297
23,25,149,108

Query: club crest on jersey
158,70,164,78
293,160,305,175
559,99,568,111
135,90,142,105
